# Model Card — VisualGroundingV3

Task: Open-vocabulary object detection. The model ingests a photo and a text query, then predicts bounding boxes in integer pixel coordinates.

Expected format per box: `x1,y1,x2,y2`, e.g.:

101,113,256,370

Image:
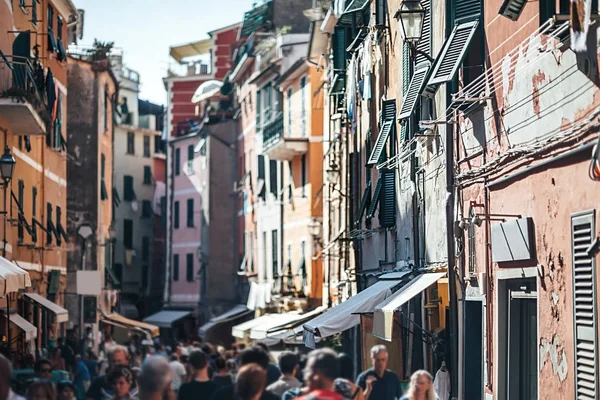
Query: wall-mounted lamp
0,147,16,184
394,0,434,62
326,161,340,183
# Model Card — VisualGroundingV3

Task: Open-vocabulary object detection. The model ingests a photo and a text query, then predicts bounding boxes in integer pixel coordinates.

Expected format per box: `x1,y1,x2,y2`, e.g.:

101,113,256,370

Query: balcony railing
0,54,50,135
262,112,284,148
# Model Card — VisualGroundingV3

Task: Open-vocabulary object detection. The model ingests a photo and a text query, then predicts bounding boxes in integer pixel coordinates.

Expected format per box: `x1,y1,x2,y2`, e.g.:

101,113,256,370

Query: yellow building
267,61,324,309
0,0,79,357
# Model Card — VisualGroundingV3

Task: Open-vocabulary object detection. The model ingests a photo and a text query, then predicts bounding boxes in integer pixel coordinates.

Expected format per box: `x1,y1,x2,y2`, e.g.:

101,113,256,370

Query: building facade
0,0,79,357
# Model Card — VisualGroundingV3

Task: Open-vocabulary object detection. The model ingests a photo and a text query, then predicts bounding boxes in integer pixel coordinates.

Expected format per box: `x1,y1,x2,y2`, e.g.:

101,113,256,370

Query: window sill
126,152,135,155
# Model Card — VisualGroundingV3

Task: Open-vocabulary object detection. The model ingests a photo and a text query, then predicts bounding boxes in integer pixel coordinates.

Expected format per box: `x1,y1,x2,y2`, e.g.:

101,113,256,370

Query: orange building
271,61,324,309
0,0,79,358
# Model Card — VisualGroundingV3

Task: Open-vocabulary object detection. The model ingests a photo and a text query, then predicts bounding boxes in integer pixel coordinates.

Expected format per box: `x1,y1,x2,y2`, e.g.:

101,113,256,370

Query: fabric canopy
373,272,446,341
302,271,410,347
0,257,31,295
101,313,160,338
143,310,191,328
232,313,277,339
2,312,37,341
198,305,252,338
249,313,305,340
23,293,69,323
169,38,211,63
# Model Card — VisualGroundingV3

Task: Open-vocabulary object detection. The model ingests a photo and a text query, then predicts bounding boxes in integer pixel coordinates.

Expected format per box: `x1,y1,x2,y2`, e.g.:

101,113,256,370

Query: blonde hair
405,370,437,400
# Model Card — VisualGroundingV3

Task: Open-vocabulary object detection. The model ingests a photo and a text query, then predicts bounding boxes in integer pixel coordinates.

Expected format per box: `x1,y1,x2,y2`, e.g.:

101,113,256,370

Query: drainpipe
446,118,459,399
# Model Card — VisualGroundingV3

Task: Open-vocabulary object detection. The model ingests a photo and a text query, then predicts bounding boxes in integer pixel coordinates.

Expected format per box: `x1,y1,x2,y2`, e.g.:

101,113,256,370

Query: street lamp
0,147,15,184
0,146,15,258
394,1,433,62
326,161,340,184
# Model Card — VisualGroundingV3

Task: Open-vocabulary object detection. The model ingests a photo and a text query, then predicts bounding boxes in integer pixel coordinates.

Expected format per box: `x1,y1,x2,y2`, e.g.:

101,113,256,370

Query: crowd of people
0,331,438,400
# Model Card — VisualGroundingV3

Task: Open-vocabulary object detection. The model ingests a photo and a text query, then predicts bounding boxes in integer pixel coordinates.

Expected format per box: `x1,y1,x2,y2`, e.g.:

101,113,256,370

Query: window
572,210,598,399
272,230,278,277
186,253,194,282
17,180,24,242
154,135,162,153
143,136,150,157
143,166,152,185
301,155,307,198
375,0,386,26
31,0,37,24
142,237,149,261
52,93,64,150
173,254,179,281
123,175,135,201
262,231,267,277
32,186,37,242
256,90,262,128
55,205,67,246
100,154,108,201
123,219,133,249
379,169,396,228
56,16,66,61
174,201,180,229
104,86,109,132
46,202,54,245
300,77,307,137
175,148,181,176
263,84,272,122
186,198,194,227
47,6,57,53
286,88,292,136
142,200,153,218
257,155,266,200
127,132,135,154
187,144,194,169
269,160,277,196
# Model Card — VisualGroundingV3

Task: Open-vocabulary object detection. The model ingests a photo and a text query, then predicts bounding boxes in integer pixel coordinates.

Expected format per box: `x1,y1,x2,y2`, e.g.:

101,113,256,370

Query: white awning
143,310,192,328
169,38,211,63
0,258,31,295
250,313,305,340
373,272,446,341
198,305,252,338
2,313,37,341
302,271,411,347
23,293,69,323
232,313,277,339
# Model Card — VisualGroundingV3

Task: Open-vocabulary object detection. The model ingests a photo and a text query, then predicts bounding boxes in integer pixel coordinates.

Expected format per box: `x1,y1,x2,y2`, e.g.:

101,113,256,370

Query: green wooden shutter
416,0,432,65
366,128,372,182
572,211,598,399
356,181,371,225
400,44,409,144
378,169,395,227
398,62,431,121
367,120,393,165
333,26,348,71
375,0,386,27
454,0,482,23
366,177,383,219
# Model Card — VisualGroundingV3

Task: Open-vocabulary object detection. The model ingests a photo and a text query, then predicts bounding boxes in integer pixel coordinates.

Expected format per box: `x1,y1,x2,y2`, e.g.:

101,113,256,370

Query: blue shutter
378,169,395,227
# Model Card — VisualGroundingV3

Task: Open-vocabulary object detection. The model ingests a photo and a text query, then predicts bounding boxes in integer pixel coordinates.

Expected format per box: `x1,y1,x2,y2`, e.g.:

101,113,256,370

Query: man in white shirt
169,354,187,392
1,354,25,400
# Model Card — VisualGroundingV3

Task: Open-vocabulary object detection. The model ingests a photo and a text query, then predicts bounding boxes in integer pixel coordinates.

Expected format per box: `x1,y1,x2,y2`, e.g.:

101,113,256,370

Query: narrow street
0,0,599,399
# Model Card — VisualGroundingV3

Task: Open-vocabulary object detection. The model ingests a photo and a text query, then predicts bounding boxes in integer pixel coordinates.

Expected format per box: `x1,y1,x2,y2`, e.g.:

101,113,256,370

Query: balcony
262,113,308,160
0,55,49,135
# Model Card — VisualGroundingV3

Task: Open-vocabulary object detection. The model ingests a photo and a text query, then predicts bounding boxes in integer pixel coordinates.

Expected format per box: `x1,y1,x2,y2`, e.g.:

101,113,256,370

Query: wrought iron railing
0,53,50,124
262,112,283,149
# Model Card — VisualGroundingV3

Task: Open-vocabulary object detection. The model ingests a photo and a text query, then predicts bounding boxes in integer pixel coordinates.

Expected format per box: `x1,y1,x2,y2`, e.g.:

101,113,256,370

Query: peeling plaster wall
456,2,600,398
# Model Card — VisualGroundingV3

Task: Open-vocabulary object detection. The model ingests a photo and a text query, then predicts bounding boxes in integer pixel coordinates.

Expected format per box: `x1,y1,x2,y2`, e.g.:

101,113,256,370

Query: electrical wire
589,135,600,181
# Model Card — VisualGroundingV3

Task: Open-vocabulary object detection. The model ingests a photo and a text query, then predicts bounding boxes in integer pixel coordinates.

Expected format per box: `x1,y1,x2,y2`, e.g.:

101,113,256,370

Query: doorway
464,300,483,400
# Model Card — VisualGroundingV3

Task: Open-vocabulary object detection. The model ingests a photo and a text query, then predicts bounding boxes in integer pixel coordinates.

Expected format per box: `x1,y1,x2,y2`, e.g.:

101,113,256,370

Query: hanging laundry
346,54,357,123
334,0,346,18
360,34,373,101
571,0,592,52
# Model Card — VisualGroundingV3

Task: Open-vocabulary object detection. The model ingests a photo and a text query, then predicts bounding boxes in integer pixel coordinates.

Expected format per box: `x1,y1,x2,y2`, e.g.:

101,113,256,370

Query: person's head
57,381,75,400
53,348,62,358
169,354,178,362
200,343,214,356
238,347,269,370
217,346,226,357
303,348,339,391
34,359,52,380
85,327,92,334
214,357,228,373
406,370,436,400
57,337,65,346
104,333,112,342
370,345,388,375
26,380,55,400
109,345,130,367
0,354,12,400
254,342,269,354
278,352,298,377
74,355,81,365
337,353,354,381
188,350,209,374
108,366,134,398
138,356,174,400
226,359,237,373
235,364,266,400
